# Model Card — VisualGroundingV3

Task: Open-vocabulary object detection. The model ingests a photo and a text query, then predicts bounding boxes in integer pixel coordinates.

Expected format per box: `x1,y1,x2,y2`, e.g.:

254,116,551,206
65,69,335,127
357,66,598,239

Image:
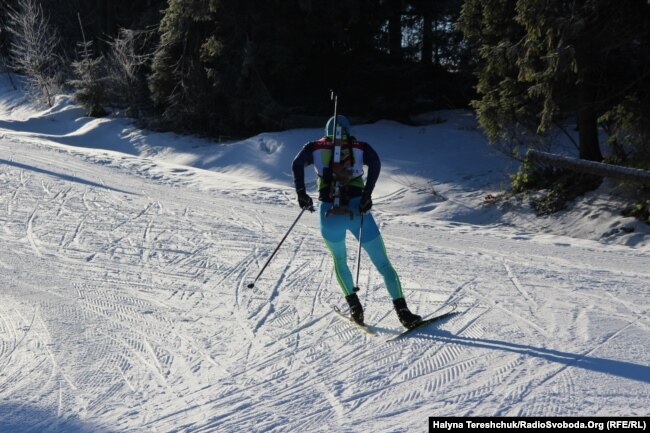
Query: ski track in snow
0,120,649,432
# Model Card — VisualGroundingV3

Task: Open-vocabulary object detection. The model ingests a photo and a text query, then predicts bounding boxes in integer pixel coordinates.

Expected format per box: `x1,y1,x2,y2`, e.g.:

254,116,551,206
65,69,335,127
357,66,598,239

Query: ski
333,307,377,336
386,303,458,342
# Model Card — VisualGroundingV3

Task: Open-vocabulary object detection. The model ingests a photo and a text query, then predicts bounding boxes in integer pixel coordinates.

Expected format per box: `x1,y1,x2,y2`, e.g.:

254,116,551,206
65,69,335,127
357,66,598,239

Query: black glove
297,190,313,210
359,191,372,213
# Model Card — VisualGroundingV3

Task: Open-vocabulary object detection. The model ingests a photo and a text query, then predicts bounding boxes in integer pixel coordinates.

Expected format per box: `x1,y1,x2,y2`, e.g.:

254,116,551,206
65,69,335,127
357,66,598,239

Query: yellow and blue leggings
319,197,403,300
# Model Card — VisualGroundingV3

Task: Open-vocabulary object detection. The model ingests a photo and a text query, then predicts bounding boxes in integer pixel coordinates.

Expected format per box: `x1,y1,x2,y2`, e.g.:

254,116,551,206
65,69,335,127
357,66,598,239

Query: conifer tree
148,0,220,132
460,0,650,162
459,0,542,158
69,14,108,117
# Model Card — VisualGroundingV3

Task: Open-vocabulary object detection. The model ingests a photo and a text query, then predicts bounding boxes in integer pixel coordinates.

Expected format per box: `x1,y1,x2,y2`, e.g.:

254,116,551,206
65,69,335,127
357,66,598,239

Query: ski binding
333,306,377,336
386,303,458,341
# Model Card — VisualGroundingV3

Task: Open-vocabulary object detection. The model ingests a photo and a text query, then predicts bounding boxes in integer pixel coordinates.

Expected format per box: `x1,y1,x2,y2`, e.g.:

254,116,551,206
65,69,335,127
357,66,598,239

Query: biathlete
291,115,422,329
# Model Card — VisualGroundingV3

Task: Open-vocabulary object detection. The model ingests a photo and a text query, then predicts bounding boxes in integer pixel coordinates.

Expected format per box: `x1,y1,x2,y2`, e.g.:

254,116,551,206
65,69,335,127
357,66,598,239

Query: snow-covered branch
6,0,62,106
527,149,650,185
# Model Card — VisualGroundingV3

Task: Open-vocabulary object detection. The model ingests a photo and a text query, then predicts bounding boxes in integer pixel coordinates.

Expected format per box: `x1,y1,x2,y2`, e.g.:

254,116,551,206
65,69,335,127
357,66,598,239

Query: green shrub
509,161,556,193
624,199,650,224
509,161,603,216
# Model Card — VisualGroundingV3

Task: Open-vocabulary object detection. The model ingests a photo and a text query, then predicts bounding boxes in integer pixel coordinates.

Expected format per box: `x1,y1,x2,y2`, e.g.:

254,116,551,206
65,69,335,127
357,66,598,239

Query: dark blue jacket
292,136,380,202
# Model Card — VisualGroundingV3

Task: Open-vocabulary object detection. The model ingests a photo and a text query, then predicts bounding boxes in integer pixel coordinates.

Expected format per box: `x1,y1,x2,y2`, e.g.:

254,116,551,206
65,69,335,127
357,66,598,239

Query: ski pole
247,207,311,289
330,90,341,210
330,90,338,136
353,212,364,292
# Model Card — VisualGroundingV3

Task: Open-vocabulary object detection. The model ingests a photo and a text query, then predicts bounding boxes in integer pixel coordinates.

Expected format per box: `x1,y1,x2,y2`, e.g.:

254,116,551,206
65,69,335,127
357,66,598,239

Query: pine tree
147,0,473,135
460,0,650,162
148,0,386,134
148,0,221,132
459,0,542,158
69,14,108,117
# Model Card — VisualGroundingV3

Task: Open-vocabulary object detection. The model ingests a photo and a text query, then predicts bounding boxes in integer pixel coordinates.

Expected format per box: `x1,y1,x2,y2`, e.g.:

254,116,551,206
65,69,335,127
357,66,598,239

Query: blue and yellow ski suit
292,136,404,300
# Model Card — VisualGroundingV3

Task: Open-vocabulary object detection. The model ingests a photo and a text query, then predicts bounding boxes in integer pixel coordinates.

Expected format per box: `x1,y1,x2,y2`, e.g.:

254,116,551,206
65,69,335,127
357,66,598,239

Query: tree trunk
574,25,603,162
96,0,113,38
421,9,432,64
577,84,603,162
388,0,402,62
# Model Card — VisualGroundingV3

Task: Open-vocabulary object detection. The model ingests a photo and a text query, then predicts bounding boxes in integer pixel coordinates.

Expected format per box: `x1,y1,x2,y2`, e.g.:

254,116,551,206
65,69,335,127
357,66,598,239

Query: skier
292,115,422,329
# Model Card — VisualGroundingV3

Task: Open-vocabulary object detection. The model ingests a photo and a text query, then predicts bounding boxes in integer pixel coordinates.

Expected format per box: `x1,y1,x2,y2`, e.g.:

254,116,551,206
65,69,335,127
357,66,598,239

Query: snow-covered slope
0,77,648,431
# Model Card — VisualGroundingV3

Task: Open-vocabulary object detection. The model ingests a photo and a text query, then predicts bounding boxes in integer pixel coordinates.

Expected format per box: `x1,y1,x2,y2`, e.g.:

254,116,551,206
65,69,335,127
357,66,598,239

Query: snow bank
0,74,647,249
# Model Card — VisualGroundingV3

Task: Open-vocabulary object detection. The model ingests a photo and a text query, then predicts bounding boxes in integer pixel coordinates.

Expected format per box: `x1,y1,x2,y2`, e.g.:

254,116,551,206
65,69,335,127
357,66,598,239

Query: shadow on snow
421,327,650,384
0,159,135,195
0,402,118,433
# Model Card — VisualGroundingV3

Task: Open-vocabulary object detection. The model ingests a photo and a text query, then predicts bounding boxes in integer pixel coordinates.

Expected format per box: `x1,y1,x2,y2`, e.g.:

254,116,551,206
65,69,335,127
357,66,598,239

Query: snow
0,75,648,431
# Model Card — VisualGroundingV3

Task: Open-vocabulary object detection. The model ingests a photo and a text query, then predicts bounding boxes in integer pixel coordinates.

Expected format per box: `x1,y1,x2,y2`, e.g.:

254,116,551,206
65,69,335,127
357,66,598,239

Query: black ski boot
345,293,364,325
393,298,422,329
